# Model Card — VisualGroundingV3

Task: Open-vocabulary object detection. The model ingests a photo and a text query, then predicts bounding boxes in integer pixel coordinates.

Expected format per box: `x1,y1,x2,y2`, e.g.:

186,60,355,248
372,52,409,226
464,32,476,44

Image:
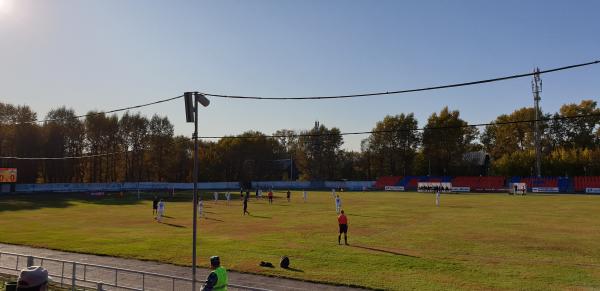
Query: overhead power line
3,112,598,160
7,60,598,125
200,60,600,100
21,95,184,124
0,151,127,161
199,112,600,139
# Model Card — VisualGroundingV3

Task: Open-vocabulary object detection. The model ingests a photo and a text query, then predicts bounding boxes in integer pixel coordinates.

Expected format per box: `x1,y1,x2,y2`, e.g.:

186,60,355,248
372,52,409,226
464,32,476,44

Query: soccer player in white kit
156,199,165,222
303,190,307,202
198,199,204,217
436,190,440,207
213,191,219,202
331,188,336,198
335,195,342,214
225,192,231,205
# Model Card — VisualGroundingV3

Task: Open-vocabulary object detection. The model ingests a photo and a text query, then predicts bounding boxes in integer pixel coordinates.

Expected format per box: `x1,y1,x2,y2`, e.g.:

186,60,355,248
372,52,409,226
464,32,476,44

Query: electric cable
7,60,598,125
19,95,183,124
3,112,598,160
200,60,600,100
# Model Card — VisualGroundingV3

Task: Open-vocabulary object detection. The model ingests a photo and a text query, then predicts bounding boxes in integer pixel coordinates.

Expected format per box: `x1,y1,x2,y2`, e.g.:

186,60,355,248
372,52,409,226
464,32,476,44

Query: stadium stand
509,176,522,184
374,176,402,190
397,176,452,190
521,177,558,188
452,176,506,190
508,177,573,192
574,176,600,192
398,176,423,190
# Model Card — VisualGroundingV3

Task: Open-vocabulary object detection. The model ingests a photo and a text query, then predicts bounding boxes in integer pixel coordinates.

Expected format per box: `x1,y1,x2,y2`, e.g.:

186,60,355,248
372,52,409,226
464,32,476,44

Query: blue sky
1,0,598,150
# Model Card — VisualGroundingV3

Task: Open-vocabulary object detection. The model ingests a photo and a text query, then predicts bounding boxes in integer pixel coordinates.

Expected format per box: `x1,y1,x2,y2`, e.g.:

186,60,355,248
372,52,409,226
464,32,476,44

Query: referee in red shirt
338,210,348,245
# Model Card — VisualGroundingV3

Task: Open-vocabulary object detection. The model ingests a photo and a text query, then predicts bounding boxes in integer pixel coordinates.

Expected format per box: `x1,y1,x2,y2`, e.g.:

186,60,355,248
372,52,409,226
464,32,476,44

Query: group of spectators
418,185,450,192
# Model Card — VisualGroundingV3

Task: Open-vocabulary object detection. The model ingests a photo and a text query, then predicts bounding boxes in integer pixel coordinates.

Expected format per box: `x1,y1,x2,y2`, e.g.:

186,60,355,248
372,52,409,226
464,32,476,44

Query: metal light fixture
184,92,210,291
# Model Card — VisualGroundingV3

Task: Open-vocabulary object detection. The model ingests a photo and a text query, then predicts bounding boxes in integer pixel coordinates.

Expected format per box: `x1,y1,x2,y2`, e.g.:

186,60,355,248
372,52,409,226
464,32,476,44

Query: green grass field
1,191,600,290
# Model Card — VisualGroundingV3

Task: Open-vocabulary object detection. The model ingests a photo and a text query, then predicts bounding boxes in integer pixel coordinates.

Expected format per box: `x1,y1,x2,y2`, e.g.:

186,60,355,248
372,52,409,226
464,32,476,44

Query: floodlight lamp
195,93,210,107
184,92,195,123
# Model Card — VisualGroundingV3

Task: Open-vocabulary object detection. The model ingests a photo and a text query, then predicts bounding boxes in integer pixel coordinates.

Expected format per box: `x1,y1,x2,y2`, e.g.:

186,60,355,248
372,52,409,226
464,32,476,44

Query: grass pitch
1,191,600,290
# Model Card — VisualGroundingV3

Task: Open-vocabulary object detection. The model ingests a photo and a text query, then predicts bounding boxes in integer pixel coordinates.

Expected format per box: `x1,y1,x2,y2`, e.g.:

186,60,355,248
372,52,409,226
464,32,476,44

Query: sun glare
0,0,13,15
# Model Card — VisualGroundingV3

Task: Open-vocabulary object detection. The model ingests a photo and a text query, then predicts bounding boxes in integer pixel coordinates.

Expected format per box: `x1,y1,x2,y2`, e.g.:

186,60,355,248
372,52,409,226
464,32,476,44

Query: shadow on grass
0,194,74,213
160,222,186,228
348,213,380,218
270,203,290,207
0,191,251,213
0,191,188,213
443,205,475,209
350,245,419,258
284,267,304,273
203,217,224,222
248,213,271,219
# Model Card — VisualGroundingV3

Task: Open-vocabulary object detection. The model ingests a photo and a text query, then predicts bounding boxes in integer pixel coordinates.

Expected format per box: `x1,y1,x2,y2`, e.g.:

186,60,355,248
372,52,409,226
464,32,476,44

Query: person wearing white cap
17,266,51,291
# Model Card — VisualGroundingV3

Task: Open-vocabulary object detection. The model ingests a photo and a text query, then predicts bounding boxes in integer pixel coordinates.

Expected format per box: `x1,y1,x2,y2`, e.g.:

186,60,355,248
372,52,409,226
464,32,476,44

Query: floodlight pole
185,91,209,291
192,95,199,291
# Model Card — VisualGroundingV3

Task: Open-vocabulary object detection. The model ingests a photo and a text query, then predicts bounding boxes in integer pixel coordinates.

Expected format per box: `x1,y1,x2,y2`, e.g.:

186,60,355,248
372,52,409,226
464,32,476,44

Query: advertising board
0,168,17,183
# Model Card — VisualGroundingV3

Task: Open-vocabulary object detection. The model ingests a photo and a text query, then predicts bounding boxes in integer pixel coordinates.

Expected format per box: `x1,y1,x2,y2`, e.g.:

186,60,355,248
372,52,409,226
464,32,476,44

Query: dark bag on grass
280,256,290,269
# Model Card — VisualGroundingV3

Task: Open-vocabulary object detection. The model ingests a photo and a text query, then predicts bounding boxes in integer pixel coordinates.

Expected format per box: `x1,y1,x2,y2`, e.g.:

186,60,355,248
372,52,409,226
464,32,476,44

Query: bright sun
0,0,13,15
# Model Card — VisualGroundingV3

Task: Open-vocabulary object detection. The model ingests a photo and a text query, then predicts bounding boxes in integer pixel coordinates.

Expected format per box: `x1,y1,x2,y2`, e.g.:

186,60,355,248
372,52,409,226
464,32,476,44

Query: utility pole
532,68,542,177
192,95,199,291
184,92,210,291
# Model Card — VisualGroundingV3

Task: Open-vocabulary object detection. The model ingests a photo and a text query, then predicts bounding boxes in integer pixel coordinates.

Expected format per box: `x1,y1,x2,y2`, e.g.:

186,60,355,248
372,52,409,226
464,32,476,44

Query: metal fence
0,251,270,291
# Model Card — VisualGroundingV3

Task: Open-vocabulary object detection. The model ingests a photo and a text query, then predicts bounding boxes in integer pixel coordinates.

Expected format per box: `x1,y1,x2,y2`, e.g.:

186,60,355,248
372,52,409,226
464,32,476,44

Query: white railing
0,251,270,291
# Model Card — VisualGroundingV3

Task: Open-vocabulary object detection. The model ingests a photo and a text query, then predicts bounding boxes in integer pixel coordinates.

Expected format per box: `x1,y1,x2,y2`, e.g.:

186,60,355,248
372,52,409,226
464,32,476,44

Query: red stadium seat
451,176,505,190
574,176,600,191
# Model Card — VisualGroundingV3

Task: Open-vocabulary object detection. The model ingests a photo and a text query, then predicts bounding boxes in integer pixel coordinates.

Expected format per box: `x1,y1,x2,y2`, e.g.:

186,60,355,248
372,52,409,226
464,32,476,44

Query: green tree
210,131,284,182
363,113,420,177
41,107,85,182
297,122,343,180
0,103,42,182
422,107,477,176
84,112,120,182
119,112,149,182
147,115,174,181
481,107,537,160
554,100,599,149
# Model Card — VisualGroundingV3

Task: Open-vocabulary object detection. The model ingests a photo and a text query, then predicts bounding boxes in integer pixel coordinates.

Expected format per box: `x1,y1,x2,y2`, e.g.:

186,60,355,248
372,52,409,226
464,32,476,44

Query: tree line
0,100,599,184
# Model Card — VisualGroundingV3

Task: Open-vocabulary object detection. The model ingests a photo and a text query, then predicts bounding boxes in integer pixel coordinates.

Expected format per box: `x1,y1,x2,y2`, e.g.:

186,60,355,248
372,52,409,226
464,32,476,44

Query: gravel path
0,243,365,291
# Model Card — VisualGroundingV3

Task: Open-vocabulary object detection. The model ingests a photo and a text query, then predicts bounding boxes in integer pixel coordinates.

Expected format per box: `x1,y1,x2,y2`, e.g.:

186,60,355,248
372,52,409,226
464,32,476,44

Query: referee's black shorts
339,224,348,234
